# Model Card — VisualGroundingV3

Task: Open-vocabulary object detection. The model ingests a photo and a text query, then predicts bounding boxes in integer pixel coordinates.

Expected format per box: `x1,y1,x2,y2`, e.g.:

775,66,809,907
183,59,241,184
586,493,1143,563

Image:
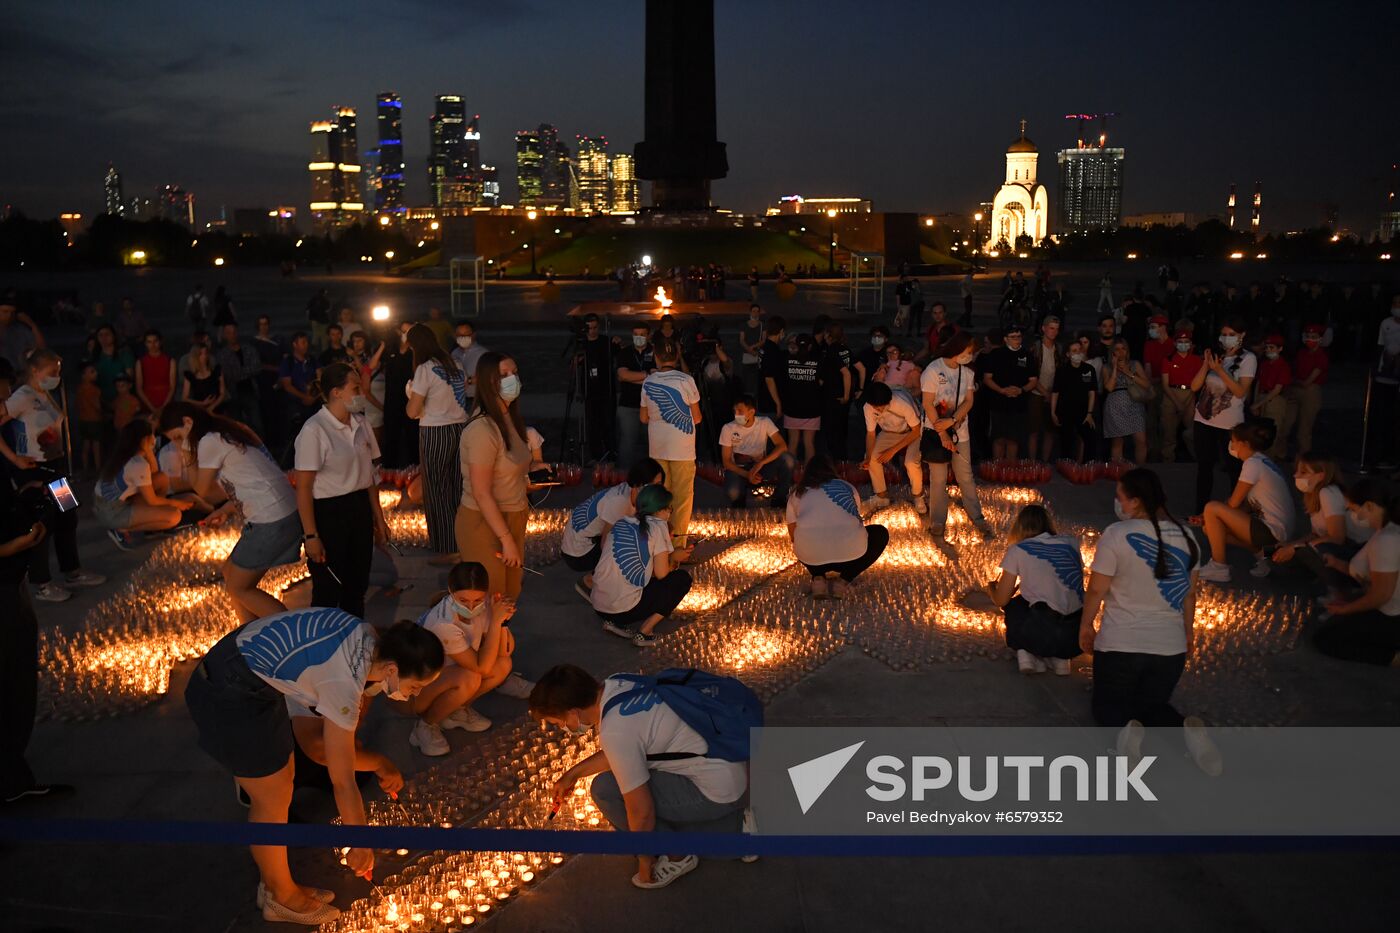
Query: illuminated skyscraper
1227,183,1237,229
156,184,196,228
610,153,639,212
515,128,545,206
576,136,610,212
104,164,125,216
429,95,466,208
480,165,500,207
376,93,405,213
308,107,364,233
1056,131,1124,235
1251,182,1262,231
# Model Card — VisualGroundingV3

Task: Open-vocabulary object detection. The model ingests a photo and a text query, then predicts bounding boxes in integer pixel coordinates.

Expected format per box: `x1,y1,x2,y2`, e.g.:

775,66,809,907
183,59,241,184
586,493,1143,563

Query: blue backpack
601,668,763,763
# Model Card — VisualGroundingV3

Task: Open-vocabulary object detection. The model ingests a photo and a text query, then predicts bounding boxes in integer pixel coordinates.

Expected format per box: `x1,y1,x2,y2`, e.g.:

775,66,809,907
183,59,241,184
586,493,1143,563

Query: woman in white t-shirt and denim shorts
1081,468,1221,773
160,401,301,622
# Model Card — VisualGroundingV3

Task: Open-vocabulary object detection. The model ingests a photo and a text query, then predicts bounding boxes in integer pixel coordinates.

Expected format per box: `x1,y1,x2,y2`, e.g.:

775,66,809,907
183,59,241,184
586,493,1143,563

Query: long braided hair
1119,467,1198,579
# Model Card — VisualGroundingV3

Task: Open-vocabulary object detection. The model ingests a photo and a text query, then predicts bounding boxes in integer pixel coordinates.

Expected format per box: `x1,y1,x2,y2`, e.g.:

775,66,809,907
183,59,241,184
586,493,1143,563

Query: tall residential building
1251,182,1262,231
610,153,639,211
464,114,482,176
308,107,364,233
1056,135,1124,235
376,93,405,213
429,95,468,209
576,136,610,212
156,184,195,228
480,165,500,207
104,164,125,216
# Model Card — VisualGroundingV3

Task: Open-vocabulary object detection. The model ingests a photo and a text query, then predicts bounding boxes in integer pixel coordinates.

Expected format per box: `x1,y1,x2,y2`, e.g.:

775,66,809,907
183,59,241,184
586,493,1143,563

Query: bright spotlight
371,304,391,322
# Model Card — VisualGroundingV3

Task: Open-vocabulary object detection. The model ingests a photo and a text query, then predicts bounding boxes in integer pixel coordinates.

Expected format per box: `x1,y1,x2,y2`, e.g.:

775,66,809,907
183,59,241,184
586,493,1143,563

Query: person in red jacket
1288,324,1329,455
1158,330,1202,462
1251,333,1293,460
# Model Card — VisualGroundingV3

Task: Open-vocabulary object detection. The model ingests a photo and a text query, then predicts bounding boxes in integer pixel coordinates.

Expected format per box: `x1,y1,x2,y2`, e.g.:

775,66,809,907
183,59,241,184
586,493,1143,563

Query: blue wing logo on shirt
821,479,860,518
431,363,470,414
1017,539,1085,595
614,688,662,716
1125,532,1193,611
643,381,694,434
240,609,361,682
1259,456,1288,483
570,490,605,533
95,473,129,504
611,520,651,588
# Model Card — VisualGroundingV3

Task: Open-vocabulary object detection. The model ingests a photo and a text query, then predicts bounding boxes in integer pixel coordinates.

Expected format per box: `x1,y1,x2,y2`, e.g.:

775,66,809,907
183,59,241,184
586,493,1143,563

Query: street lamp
826,208,837,275
526,209,538,275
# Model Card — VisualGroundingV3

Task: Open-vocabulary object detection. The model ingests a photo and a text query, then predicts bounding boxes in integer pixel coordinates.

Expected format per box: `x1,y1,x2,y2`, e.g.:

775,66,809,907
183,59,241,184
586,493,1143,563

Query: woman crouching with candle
186,608,443,924
984,504,1083,675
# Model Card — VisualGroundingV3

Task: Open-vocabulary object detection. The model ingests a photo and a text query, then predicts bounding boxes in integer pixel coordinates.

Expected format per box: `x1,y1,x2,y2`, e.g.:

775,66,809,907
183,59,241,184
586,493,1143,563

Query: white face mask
1176,341,1193,353
499,373,521,402
344,393,367,413
384,670,409,702
632,335,648,349
871,337,886,348
456,335,473,349
565,715,590,736
1113,498,1129,521
452,595,485,619
1148,326,1162,340
1265,349,1280,360
1069,352,1085,364
1220,334,1240,350
1295,475,1318,493
38,374,61,391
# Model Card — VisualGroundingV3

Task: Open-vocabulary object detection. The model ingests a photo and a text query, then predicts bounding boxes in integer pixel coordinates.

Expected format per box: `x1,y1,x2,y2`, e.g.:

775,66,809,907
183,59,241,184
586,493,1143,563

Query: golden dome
1008,136,1036,153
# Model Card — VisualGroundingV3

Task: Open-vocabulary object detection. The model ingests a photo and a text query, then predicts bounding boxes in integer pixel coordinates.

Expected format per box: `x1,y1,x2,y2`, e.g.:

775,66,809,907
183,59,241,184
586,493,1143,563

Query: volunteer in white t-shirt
185,611,443,925
0,349,106,602
1314,478,1400,666
1081,468,1221,775
405,324,469,555
160,401,301,622
405,561,535,755
294,362,390,619
93,419,192,545
641,339,702,546
1190,318,1257,512
859,381,923,511
1271,453,1373,581
591,485,693,647
530,664,748,891
564,458,663,600
1196,420,1295,584
720,395,795,508
984,505,1083,675
919,333,990,538
785,455,889,600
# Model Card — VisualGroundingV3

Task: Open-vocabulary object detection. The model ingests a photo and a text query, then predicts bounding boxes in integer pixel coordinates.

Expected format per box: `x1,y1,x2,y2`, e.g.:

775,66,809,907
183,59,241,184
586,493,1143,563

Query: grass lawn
918,244,971,268
505,228,828,276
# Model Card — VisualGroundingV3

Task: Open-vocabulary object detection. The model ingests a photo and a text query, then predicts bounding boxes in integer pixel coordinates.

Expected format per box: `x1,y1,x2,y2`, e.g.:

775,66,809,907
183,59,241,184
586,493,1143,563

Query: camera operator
0,473,73,805
0,349,105,602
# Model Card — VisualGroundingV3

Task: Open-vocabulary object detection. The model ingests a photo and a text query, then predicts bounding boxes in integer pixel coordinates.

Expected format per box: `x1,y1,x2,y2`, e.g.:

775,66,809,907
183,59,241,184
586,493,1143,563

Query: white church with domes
986,120,1049,251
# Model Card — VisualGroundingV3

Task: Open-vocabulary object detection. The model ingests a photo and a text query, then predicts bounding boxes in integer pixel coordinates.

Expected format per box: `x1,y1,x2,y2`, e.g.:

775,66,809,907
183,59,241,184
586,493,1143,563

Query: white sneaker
631,854,699,889
33,583,73,602
494,672,535,699
1183,715,1223,776
409,720,450,756
443,706,491,732
1249,556,1272,578
1116,719,1145,767
1197,559,1232,583
1016,649,1046,674
63,570,106,588
914,496,928,515
864,495,890,510
1048,657,1072,676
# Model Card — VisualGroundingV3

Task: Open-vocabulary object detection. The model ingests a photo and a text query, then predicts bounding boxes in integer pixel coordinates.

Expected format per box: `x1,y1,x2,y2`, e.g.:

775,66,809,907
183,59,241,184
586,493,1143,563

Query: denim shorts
229,510,304,571
93,496,134,530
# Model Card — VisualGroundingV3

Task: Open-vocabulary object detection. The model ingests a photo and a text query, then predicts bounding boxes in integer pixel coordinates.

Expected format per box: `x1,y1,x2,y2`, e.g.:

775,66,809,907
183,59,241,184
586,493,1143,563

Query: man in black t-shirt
981,323,1037,460
819,322,854,460
317,324,352,369
576,314,615,462
1051,347,1099,462
614,323,656,468
757,316,787,418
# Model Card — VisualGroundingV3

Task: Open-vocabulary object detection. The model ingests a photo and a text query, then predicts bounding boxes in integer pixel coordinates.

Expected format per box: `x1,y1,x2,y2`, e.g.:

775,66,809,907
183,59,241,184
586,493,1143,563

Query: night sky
3,0,1397,231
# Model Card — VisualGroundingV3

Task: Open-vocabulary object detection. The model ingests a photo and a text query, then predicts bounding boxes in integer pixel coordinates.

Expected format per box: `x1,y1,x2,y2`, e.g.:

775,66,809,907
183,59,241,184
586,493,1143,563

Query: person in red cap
1289,324,1329,454
1159,330,1201,462
1142,315,1173,460
1251,333,1293,460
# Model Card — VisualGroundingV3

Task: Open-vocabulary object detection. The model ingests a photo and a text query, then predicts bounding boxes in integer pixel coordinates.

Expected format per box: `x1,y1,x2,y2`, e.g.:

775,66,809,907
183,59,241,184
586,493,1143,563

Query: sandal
261,892,340,925
631,631,658,647
632,854,698,889
257,882,335,909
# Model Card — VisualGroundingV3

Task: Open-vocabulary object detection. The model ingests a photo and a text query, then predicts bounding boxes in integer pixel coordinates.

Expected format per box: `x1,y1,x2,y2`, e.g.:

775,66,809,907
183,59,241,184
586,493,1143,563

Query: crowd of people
0,266,1397,920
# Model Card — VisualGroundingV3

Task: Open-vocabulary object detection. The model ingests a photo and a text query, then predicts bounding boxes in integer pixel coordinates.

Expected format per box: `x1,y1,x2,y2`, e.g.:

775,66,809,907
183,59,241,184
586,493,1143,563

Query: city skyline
2,0,1397,230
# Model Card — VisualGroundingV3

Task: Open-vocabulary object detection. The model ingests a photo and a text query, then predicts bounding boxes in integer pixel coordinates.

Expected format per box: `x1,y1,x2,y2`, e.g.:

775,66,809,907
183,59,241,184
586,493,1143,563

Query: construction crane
1063,112,1119,148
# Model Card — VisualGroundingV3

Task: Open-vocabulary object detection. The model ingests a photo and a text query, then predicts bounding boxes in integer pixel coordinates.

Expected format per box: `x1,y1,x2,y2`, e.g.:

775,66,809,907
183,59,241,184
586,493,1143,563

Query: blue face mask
452,595,485,619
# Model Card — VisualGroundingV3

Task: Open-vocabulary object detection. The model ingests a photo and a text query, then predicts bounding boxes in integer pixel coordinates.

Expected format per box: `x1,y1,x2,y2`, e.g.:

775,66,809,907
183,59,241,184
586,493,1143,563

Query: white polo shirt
720,415,779,460
417,593,490,657
197,432,297,524
862,388,921,435
410,361,468,427
294,407,381,499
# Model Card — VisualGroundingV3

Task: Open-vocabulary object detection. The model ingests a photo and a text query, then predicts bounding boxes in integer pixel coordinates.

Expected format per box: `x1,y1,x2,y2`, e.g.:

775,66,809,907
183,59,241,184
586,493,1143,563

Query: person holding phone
294,363,390,619
0,349,105,602
1191,317,1256,512
405,561,535,755
185,610,443,925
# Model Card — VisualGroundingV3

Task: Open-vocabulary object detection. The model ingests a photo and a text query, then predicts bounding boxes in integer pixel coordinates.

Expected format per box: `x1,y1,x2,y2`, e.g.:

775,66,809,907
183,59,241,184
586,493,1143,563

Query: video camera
10,467,79,525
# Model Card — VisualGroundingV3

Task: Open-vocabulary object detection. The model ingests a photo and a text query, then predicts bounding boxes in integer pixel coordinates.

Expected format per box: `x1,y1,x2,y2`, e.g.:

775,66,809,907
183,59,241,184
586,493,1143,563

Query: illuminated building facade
308,107,365,233
376,93,405,213
765,195,871,215
576,136,610,212
515,128,544,205
156,184,196,228
104,164,124,216
610,153,639,212
1056,144,1124,234
987,121,1050,249
429,95,468,209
